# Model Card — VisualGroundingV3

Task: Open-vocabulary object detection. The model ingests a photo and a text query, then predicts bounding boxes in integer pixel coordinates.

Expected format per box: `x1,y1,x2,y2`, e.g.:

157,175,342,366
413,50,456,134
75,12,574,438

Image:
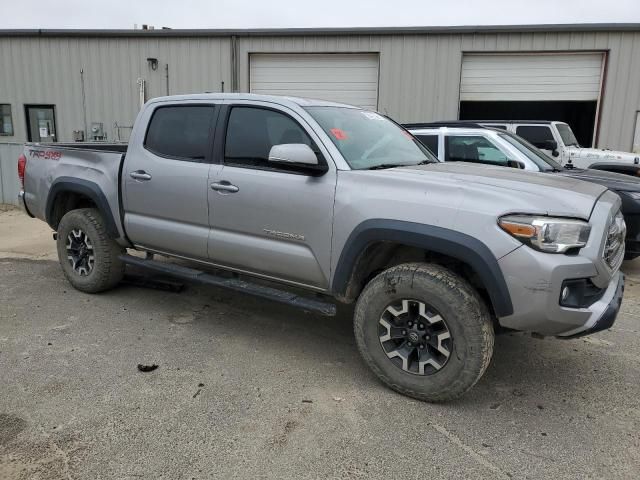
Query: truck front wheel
56,208,125,293
353,263,494,402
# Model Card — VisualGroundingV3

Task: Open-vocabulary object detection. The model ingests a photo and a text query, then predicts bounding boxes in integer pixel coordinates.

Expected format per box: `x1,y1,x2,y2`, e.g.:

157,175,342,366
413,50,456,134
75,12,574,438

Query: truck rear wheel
353,263,494,402
56,208,125,293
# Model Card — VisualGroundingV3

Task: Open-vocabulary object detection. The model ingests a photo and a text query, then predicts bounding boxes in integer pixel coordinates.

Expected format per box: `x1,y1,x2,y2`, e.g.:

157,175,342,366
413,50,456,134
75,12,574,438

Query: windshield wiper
367,163,404,170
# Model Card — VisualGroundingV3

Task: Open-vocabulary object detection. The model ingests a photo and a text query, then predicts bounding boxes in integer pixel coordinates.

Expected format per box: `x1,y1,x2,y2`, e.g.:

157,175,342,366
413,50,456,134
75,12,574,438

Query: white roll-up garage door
250,53,379,109
460,53,604,101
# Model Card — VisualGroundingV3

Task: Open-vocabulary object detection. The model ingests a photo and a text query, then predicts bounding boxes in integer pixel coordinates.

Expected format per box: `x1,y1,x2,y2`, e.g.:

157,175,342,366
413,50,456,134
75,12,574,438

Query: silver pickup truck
17,93,625,402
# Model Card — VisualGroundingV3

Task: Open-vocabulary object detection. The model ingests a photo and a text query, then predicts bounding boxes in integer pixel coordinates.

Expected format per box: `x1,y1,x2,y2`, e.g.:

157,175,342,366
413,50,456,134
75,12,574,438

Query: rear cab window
144,105,216,161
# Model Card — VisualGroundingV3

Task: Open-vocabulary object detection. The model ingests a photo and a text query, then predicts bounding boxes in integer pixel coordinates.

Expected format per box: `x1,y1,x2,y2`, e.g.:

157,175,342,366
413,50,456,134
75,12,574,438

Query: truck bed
22,143,127,242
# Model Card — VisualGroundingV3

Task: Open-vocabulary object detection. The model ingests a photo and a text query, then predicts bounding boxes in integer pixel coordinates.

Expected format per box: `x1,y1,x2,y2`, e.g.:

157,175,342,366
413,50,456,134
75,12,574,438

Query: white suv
475,120,639,172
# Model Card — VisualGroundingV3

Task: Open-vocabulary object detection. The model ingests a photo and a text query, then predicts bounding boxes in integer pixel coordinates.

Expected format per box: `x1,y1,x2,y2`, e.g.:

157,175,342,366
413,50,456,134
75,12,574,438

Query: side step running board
119,254,337,316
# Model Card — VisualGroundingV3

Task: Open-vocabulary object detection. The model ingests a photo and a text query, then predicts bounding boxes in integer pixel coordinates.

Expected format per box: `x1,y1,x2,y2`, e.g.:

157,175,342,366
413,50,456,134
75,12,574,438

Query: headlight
498,215,591,253
623,191,640,200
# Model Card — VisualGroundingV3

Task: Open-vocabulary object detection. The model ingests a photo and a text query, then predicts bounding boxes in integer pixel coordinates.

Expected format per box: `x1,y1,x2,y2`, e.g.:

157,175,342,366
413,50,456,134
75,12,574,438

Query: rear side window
515,126,554,146
224,106,315,168
145,106,216,160
415,134,439,155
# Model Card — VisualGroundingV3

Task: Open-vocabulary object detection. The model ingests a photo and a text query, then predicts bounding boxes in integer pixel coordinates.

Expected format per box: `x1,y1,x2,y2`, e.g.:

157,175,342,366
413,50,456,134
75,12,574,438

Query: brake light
18,154,26,188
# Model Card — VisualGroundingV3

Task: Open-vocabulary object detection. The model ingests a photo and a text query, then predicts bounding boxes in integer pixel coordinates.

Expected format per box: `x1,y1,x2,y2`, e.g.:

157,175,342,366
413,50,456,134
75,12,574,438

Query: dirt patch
0,414,27,447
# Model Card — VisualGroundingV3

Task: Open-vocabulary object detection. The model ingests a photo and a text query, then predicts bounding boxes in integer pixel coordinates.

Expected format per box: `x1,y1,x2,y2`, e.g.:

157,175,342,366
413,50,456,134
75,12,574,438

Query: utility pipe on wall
137,78,146,109
80,69,88,137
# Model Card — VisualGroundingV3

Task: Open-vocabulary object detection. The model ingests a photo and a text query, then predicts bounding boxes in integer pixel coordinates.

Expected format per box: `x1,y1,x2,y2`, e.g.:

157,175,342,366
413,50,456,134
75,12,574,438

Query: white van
476,120,639,171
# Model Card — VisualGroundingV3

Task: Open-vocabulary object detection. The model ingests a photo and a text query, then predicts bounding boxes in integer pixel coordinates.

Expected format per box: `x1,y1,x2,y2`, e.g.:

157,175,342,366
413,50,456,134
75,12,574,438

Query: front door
123,104,218,260
207,103,336,289
25,105,57,142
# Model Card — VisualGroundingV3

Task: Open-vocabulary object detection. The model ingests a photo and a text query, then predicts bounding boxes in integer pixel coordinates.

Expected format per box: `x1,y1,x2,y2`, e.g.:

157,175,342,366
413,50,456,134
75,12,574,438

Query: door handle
130,170,152,181
210,181,239,193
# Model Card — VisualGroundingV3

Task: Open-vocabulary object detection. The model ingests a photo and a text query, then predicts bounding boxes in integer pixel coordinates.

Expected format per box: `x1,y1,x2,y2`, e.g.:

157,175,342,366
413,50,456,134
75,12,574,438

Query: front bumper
557,272,624,338
18,190,34,217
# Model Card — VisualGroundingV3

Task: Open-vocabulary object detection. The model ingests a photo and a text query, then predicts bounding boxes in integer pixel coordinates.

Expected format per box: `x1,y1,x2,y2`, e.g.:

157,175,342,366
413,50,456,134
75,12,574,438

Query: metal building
1,24,639,152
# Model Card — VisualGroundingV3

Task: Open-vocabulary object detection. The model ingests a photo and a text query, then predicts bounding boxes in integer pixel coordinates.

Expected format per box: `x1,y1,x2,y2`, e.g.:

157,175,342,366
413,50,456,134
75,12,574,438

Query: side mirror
268,143,328,175
506,159,526,169
269,143,318,165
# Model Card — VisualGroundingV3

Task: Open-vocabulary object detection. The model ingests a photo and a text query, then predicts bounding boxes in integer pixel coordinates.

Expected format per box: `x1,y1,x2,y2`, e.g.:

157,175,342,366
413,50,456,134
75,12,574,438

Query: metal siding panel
0,36,231,142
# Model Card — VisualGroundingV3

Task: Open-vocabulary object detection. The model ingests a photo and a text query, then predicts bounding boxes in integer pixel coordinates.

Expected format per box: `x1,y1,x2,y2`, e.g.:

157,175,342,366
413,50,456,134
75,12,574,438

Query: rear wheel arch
46,178,119,238
331,220,513,317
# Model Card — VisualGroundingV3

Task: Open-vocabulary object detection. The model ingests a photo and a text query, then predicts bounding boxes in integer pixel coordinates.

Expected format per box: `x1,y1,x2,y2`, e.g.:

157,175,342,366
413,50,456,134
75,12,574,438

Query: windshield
498,132,563,171
305,106,437,169
556,123,580,147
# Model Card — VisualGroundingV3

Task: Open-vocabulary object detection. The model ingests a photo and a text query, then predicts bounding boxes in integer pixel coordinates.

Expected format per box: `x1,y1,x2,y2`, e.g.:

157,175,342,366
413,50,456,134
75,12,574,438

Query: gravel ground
1,209,639,479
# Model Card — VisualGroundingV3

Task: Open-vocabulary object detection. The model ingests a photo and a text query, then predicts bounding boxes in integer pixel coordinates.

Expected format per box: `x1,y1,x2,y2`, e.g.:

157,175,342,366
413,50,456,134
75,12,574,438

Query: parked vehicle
406,123,640,259
425,120,640,175
18,94,625,401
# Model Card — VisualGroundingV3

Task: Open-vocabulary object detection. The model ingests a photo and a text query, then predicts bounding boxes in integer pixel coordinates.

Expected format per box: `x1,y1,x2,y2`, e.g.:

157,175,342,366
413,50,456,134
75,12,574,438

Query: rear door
123,103,218,259
207,102,337,289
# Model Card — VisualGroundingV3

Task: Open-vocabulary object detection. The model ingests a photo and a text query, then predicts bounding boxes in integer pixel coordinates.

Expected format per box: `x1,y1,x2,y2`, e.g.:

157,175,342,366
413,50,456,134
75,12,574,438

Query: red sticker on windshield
330,128,348,140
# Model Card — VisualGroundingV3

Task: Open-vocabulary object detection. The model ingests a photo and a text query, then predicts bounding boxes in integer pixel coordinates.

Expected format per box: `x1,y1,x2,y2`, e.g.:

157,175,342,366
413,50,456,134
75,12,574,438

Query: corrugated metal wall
0,30,639,151
0,36,231,143
0,143,23,205
239,31,640,151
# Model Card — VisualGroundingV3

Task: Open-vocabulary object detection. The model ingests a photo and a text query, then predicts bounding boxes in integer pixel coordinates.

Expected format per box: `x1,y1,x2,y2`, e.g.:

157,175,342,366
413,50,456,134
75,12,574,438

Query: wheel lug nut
407,342,412,347
419,324,424,329
402,330,407,335
425,335,431,340
419,344,424,349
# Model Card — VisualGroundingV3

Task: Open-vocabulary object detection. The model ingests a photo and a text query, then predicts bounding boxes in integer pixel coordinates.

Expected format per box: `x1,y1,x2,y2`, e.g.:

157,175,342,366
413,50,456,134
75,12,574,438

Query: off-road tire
353,262,494,402
56,208,125,293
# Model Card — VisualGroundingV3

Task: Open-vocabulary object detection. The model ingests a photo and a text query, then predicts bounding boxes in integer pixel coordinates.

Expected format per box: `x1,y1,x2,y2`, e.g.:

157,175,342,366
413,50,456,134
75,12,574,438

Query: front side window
144,106,215,160
415,134,439,156
445,135,509,165
515,126,554,148
0,104,13,136
224,107,316,169
305,106,436,170
556,123,580,147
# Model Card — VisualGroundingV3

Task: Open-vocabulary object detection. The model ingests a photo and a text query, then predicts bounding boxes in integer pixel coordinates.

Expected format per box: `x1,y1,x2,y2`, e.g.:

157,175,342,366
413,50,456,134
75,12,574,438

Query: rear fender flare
45,177,119,238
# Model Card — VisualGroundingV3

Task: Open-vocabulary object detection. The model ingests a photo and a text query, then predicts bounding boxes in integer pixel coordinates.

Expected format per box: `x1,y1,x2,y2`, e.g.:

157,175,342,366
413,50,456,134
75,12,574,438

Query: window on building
515,126,555,148
445,135,509,165
144,106,215,160
415,134,439,155
0,104,13,136
224,106,316,169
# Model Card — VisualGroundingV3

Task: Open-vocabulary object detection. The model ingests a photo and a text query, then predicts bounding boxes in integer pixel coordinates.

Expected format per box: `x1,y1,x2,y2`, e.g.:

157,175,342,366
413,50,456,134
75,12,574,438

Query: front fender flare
331,219,513,317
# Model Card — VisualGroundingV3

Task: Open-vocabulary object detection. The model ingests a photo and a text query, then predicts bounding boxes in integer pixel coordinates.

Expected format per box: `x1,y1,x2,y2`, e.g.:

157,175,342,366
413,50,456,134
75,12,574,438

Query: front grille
603,211,626,270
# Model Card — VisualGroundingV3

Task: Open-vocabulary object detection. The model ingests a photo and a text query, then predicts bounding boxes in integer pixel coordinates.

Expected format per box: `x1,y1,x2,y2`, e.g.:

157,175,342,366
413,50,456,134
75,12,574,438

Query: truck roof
148,93,360,109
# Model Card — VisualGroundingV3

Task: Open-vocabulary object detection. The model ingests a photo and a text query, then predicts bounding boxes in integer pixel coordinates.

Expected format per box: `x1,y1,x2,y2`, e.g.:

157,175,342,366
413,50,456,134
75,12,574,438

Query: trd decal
28,149,62,160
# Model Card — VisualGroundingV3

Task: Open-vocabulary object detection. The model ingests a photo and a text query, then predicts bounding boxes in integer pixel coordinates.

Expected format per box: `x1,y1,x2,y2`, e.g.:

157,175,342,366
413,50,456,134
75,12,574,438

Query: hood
391,162,607,219
555,167,640,193
568,146,640,164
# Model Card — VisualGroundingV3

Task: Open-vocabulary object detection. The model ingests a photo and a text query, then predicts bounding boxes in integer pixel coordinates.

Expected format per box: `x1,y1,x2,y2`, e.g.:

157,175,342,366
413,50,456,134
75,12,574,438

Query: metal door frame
24,104,57,142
